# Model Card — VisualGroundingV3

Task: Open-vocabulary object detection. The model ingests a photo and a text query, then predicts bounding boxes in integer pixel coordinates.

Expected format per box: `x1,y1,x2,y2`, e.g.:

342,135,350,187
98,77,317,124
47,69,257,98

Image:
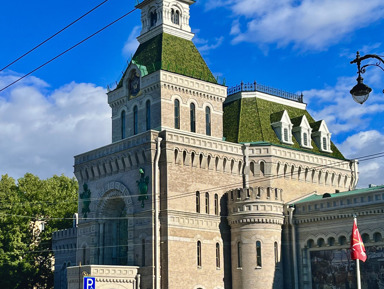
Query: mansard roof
223,97,345,159
116,33,217,89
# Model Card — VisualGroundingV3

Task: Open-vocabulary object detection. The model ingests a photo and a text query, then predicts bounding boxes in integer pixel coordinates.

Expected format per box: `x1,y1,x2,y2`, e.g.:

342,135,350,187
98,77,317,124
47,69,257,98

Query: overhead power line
0,7,138,93
0,0,111,72
0,150,383,212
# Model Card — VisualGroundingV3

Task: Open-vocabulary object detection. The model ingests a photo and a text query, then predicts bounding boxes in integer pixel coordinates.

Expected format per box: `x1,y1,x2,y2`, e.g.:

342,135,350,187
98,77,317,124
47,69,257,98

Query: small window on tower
150,11,157,27
171,9,180,25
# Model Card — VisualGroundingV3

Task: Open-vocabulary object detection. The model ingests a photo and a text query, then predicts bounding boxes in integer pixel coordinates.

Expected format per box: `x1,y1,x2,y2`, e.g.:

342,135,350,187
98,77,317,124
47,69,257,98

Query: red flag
350,218,367,262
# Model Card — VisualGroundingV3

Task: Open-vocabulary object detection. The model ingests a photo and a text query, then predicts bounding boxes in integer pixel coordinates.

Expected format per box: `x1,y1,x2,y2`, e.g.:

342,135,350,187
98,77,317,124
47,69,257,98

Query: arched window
274,242,278,264
146,100,151,130
205,106,211,136
214,194,219,215
142,239,146,266
190,103,196,132
174,99,180,129
216,243,220,268
133,106,138,135
150,11,157,27
205,193,209,214
256,241,262,267
197,241,202,267
237,242,242,268
260,161,265,176
196,191,200,213
171,9,180,25
121,111,126,139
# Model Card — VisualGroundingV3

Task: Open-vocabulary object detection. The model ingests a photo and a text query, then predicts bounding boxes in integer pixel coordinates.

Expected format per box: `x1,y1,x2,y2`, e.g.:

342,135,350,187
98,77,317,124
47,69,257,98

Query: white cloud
122,25,141,57
302,75,384,134
338,130,384,188
206,0,384,50
0,73,110,179
197,36,225,53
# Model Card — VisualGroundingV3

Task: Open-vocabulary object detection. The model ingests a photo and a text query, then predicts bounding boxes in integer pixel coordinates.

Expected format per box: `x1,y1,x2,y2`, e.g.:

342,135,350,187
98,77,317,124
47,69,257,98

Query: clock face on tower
128,69,141,98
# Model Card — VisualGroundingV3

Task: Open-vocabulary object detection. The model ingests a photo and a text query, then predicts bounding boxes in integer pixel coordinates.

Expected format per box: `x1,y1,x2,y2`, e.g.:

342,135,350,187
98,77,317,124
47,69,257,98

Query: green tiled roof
116,33,217,89
223,97,345,159
294,185,384,204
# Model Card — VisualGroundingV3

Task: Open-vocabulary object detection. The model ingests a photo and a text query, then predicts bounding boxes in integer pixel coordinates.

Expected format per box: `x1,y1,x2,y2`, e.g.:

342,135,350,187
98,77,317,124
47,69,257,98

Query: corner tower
108,0,226,143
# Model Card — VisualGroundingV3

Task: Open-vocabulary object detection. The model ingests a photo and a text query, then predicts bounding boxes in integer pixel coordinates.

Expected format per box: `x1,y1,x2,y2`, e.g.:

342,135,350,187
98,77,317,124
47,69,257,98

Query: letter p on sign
84,277,96,289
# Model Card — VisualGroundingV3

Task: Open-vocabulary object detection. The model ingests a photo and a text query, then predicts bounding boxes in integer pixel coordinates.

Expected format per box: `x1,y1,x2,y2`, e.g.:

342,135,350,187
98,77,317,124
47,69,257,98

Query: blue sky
0,0,384,188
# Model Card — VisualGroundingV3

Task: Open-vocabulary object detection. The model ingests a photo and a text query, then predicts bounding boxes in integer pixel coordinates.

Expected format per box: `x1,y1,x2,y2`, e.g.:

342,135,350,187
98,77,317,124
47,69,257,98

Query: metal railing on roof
228,81,304,103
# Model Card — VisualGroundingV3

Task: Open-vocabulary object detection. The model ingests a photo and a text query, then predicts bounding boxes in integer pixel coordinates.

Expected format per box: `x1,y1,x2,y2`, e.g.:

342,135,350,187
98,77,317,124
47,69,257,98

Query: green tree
0,173,78,289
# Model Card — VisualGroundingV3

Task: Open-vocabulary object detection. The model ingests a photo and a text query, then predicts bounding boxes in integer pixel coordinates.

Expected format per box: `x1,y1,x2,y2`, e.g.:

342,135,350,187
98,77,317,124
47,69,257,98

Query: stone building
52,0,383,288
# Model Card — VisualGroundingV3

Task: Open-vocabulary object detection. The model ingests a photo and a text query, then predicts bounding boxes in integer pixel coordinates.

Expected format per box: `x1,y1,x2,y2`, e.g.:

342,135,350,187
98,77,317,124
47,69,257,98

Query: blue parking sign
84,277,96,289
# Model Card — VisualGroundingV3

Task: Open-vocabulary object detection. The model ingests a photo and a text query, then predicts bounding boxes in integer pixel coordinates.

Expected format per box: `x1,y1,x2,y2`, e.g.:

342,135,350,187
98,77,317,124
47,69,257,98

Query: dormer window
271,110,293,145
311,120,332,153
292,115,313,149
171,9,180,25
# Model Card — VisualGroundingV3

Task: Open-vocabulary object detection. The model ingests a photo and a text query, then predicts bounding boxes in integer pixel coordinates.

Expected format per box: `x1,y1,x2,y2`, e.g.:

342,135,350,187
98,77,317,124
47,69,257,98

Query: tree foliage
0,173,78,289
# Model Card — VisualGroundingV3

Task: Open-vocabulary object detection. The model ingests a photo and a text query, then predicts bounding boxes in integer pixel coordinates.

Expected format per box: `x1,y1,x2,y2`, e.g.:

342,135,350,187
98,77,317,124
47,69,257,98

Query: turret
227,186,285,289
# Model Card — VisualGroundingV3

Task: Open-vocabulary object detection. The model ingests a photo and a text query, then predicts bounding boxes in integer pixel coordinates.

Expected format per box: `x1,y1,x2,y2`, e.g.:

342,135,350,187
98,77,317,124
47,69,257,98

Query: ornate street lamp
350,51,384,104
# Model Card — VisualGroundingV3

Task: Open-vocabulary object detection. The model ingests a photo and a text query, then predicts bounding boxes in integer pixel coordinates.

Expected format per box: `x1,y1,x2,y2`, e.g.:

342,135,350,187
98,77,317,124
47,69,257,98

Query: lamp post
350,51,384,104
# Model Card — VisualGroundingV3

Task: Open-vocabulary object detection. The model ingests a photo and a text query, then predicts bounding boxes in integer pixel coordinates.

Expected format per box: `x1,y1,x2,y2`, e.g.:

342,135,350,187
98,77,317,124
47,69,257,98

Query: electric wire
0,7,138,93
0,150,382,208
0,150,383,222
0,0,111,72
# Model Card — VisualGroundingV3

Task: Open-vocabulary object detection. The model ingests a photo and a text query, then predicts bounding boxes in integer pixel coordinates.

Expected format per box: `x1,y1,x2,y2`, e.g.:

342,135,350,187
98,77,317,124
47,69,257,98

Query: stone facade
51,1,368,289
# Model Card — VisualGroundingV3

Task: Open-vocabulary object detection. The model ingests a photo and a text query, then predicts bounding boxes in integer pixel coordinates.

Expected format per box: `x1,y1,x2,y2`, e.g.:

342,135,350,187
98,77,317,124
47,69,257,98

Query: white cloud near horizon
205,0,384,50
0,72,110,180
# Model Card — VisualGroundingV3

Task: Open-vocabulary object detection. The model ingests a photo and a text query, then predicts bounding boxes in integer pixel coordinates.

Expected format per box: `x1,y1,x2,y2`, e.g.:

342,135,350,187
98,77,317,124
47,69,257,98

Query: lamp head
350,75,372,104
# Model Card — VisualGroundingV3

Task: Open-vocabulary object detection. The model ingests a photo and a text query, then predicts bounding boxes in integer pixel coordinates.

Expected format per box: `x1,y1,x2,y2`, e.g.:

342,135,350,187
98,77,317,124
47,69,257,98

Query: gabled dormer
271,110,294,145
311,120,332,153
136,0,195,44
292,115,313,149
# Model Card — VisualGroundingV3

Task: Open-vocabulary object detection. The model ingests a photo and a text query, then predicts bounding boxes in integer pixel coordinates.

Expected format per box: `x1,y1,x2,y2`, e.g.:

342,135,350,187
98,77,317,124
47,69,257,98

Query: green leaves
0,173,78,289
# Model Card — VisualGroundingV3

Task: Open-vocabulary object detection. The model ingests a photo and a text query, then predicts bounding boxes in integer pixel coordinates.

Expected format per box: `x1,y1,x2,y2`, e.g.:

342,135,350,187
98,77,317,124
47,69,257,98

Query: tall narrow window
216,243,220,268
197,241,202,267
214,194,219,215
205,193,209,214
274,242,278,264
196,191,200,213
237,242,242,268
146,100,151,130
283,128,288,142
190,103,196,132
171,9,180,25
260,161,265,176
303,132,308,146
174,99,180,129
142,239,146,266
121,111,126,139
256,241,262,267
322,137,327,150
205,106,211,136
133,106,138,135
150,11,157,27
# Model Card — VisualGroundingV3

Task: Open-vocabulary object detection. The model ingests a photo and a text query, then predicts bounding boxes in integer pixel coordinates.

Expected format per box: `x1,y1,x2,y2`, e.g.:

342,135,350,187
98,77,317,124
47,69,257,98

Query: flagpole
354,215,362,289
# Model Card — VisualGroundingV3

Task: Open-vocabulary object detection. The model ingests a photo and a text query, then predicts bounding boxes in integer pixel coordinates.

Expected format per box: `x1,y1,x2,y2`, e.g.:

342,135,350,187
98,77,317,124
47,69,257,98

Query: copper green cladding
223,97,345,159
117,33,217,89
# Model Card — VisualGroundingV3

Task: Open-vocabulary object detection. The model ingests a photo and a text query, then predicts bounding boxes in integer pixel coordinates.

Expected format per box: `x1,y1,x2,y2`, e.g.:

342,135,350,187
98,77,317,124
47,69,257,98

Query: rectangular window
197,241,202,267
237,242,242,268
256,241,262,267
